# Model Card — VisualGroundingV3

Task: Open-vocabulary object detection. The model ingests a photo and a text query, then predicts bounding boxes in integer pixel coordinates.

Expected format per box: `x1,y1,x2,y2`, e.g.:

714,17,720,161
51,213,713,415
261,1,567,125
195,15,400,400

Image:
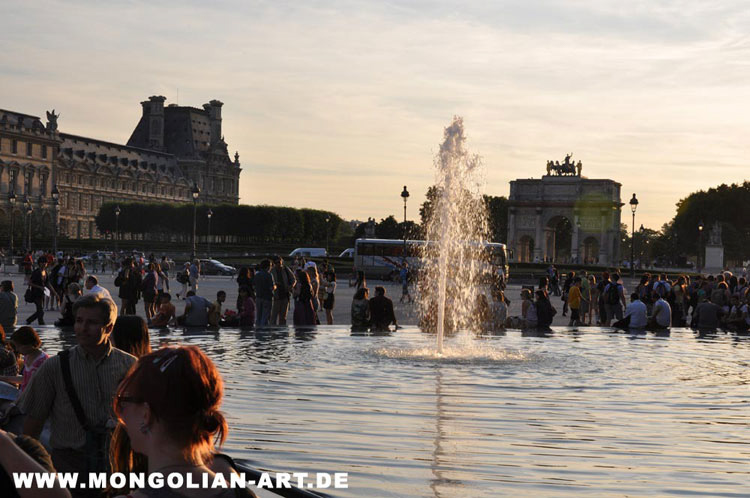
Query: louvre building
0,95,241,239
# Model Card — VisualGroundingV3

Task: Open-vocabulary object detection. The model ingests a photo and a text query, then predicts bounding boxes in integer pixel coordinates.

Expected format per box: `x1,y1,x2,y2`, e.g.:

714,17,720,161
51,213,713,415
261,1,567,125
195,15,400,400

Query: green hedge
95,202,343,245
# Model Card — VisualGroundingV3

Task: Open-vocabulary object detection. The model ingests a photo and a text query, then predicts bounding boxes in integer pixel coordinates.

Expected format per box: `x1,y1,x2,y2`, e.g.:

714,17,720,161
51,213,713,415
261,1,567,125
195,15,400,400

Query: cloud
2,0,750,227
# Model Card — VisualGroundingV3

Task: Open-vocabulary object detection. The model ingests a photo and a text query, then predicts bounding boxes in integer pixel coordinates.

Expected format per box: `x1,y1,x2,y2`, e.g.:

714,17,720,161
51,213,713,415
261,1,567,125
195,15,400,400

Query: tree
420,186,508,243
375,216,401,239
95,202,343,245
483,195,508,243
669,181,750,265
419,186,441,227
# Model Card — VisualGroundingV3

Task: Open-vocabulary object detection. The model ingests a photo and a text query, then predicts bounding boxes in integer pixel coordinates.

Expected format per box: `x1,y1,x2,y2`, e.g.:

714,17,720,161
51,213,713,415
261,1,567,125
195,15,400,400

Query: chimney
203,100,223,146
142,95,166,151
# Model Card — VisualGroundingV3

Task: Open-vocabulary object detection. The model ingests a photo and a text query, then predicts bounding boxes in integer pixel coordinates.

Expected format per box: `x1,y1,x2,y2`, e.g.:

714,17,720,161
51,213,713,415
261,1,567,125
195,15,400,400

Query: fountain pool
36,325,749,497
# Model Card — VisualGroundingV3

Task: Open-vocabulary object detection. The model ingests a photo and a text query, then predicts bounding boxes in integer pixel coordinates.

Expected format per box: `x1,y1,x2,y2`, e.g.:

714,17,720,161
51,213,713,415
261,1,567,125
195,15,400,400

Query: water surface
38,326,750,497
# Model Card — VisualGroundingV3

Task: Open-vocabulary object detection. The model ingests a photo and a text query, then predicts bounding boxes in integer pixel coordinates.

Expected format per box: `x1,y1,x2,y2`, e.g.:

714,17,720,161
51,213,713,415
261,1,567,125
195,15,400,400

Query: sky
2,0,750,232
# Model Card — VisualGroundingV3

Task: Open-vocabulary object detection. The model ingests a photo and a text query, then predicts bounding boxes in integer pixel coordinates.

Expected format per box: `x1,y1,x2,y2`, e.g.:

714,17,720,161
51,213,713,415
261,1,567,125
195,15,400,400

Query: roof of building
127,104,214,158
0,109,47,132
59,133,182,177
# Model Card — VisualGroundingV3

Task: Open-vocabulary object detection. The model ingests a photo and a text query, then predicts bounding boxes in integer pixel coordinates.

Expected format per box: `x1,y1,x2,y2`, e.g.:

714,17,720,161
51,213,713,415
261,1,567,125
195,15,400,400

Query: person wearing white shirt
84,275,112,300
623,293,648,329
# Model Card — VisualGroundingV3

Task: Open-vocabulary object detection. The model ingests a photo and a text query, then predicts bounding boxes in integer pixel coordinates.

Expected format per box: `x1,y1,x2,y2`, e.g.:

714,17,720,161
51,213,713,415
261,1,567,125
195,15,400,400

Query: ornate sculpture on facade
45,110,59,132
364,217,376,238
708,221,722,246
546,153,581,176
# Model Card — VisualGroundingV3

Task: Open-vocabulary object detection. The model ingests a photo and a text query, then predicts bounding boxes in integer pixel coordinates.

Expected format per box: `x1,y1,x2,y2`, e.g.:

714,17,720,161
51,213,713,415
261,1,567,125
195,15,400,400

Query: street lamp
207,208,213,259
325,215,331,259
8,192,15,266
114,205,121,253
191,183,200,260
629,193,638,278
697,220,704,274
401,185,409,260
25,199,33,254
51,185,59,255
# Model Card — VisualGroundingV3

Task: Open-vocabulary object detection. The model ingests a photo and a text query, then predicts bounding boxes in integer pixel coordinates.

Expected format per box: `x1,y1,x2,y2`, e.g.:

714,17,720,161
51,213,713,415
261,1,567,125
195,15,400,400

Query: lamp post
8,192,15,266
114,205,121,253
697,220,704,274
401,185,409,260
325,215,331,260
207,208,213,259
25,199,33,254
629,193,638,278
51,185,59,255
191,183,200,260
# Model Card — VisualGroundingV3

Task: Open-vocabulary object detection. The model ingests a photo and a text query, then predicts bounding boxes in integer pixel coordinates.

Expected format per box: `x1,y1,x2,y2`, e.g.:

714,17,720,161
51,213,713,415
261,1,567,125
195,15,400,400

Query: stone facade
508,167,622,265
127,96,240,205
0,109,58,243
0,96,242,240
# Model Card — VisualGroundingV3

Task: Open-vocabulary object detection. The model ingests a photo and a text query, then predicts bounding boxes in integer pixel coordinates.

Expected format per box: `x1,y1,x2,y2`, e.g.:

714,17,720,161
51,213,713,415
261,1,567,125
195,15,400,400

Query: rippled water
38,326,749,497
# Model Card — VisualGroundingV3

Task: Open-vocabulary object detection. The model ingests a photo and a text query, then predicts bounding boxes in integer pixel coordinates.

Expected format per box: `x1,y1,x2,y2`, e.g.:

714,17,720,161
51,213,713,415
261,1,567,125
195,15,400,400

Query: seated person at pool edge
149,293,175,328
369,286,398,331
648,292,672,330
615,293,647,329
177,291,214,327
208,291,226,327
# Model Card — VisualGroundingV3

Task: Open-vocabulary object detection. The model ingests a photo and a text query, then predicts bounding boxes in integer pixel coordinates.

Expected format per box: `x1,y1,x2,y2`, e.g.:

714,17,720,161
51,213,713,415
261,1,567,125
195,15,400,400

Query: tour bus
354,238,509,280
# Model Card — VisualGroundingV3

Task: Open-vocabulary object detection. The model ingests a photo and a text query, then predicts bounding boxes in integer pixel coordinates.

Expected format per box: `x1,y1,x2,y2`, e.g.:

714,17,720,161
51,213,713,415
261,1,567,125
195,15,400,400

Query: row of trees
351,188,509,244
621,182,750,267
95,202,345,245
94,181,749,268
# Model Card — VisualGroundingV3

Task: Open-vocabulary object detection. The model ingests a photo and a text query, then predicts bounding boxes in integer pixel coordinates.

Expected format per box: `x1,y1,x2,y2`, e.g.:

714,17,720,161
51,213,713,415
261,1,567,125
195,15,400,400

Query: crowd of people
0,293,258,497
3,250,402,333
509,267,750,333
232,256,338,327
0,246,746,495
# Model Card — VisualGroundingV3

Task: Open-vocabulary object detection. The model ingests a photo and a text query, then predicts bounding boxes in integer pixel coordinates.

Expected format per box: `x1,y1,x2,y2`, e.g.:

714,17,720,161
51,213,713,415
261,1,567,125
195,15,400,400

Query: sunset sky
3,0,749,232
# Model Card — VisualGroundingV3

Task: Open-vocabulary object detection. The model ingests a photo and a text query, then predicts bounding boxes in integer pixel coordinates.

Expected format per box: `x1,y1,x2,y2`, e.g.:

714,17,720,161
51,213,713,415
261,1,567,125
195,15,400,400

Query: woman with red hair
111,346,254,497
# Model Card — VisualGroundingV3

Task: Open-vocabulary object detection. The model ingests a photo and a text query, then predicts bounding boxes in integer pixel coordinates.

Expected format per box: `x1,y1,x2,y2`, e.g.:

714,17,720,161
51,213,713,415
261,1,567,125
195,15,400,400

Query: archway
582,236,599,264
545,216,572,263
518,235,534,263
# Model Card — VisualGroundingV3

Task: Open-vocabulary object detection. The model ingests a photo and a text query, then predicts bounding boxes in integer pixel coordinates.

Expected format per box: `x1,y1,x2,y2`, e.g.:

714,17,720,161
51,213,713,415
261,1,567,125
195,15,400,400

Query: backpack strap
58,350,90,431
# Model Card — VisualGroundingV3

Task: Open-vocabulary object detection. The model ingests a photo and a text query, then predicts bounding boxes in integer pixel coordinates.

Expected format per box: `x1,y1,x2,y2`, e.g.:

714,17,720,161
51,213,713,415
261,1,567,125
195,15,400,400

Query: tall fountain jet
419,117,490,352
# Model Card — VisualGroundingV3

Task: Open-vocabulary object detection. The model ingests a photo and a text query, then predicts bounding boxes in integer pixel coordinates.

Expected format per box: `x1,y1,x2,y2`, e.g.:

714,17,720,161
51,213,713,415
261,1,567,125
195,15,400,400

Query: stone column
571,211,579,263
598,209,608,265
507,208,516,261
533,208,543,262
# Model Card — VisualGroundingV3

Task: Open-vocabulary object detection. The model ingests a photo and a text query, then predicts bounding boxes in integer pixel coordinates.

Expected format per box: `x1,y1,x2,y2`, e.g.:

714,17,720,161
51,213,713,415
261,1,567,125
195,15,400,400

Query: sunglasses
116,394,142,404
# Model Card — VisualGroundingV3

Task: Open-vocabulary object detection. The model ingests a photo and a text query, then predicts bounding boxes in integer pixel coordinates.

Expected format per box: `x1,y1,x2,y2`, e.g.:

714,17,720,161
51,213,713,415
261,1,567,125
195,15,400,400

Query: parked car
338,248,355,259
199,259,237,276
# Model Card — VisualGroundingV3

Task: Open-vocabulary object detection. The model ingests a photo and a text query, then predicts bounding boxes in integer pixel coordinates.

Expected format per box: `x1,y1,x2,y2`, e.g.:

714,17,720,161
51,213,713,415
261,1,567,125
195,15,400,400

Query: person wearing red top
22,252,33,285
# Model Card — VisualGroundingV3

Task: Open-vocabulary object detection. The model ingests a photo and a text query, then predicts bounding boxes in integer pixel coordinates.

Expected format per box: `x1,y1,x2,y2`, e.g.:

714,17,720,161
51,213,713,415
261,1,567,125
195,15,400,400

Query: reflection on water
34,325,750,497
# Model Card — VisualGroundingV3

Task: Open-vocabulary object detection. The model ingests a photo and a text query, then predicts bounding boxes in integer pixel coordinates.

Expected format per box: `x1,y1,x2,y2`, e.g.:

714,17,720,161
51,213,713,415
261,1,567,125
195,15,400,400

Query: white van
289,248,327,258
338,248,355,259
